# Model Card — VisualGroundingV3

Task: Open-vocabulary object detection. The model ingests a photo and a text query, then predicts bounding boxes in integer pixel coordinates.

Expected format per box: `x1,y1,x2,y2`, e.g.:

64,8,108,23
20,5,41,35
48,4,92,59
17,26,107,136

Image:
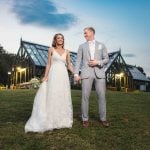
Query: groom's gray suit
74,41,109,121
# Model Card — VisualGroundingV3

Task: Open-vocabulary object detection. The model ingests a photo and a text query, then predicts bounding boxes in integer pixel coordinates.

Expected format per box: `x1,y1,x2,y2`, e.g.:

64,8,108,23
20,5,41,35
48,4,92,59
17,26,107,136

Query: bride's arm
66,50,74,75
42,47,53,81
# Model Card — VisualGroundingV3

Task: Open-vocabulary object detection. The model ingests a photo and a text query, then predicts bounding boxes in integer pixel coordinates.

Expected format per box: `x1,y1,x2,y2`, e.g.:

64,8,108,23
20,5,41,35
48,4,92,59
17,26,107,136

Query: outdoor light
7,72,11,89
17,67,21,71
115,72,124,78
16,67,27,84
119,72,124,77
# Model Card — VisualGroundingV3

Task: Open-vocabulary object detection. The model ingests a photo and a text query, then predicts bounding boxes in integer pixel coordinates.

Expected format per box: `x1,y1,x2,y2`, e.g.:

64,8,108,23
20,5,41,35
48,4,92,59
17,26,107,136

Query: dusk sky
0,0,150,76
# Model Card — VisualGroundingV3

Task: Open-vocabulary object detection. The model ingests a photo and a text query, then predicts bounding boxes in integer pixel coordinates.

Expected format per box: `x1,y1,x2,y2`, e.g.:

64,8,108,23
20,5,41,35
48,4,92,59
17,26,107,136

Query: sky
0,0,150,76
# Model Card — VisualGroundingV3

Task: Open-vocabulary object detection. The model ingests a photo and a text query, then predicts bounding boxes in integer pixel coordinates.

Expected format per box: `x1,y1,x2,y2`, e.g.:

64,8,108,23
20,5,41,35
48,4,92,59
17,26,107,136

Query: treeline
0,44,16,86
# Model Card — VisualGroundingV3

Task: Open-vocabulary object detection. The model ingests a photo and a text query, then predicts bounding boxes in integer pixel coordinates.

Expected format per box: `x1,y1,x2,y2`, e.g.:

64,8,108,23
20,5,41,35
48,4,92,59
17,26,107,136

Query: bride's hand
41,77,48,82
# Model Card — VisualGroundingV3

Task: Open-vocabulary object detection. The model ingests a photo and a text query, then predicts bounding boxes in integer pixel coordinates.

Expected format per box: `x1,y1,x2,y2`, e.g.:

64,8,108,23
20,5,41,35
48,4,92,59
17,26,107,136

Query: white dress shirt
88,39,101,66
88,40,95,60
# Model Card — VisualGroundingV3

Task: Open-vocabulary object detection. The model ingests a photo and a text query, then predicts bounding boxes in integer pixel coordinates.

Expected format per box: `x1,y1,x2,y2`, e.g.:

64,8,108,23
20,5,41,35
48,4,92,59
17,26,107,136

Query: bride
25,33,74,133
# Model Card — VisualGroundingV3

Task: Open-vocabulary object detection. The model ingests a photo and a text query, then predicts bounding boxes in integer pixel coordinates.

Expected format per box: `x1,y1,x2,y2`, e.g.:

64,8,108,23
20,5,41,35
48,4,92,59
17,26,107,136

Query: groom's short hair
84,27,95,34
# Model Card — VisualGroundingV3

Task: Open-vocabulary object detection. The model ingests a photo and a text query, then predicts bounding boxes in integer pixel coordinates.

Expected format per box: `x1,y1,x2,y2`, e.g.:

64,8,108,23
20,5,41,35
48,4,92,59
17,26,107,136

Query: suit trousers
81,68,106,121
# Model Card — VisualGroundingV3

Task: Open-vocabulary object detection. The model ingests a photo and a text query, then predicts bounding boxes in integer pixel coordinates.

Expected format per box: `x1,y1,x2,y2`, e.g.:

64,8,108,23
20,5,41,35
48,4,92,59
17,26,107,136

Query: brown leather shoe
83,121,89,128
100,120,110,127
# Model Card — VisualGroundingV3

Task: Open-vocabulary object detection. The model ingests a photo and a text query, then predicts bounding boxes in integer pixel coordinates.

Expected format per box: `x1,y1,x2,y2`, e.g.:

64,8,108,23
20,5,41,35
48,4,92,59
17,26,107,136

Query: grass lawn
0,89,150,150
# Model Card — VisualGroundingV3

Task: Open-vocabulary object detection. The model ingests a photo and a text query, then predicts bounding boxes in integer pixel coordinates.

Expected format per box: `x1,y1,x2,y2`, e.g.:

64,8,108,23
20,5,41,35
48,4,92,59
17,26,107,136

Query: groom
74,27,110,128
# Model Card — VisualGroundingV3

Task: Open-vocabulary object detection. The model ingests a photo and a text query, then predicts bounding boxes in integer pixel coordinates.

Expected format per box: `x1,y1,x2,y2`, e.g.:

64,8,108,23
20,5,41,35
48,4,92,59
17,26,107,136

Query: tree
0,44,16,86
0,44,5,54
137,66,146,76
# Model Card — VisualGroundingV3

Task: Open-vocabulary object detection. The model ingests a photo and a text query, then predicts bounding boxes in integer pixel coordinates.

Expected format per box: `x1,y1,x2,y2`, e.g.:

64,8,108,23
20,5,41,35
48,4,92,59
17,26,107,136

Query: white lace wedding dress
25,49,73,133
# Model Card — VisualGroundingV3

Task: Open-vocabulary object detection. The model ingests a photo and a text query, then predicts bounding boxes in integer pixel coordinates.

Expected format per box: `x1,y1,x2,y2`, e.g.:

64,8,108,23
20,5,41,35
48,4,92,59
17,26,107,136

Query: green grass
0,89,150,150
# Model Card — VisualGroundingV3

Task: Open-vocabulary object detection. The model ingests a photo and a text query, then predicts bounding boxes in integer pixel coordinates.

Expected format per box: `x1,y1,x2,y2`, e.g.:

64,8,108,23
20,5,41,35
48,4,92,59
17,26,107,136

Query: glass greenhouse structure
11,39,150,91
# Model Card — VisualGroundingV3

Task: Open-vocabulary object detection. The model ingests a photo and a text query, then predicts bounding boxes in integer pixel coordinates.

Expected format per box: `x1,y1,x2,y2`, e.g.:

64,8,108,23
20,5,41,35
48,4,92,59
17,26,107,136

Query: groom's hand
74,74,81,82
88,60,99,67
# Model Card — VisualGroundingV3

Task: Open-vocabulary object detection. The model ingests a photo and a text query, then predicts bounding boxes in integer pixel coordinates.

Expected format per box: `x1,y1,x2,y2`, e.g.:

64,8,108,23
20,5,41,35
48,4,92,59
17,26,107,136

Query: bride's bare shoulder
48,47,54,54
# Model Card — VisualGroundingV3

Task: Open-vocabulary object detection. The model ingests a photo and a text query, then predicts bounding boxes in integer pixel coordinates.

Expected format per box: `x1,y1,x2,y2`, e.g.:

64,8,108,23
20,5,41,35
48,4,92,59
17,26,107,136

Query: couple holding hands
25,27,110,133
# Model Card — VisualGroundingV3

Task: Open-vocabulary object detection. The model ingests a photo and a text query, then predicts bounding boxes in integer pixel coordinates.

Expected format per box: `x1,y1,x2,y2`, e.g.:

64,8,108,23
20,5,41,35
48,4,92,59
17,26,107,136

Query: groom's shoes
83,121,89,128
99,120,110,127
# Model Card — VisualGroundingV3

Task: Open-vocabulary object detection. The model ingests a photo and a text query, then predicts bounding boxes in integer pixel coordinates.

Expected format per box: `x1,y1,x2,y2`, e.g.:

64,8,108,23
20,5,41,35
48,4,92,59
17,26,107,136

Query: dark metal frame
105,51,133,90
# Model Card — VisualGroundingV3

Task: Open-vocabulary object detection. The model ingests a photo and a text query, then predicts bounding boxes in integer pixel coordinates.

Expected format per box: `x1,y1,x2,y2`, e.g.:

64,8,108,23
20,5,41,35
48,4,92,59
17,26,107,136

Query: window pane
24,43,32,54
35,45,49,50
30,45,44,66
30,53,41,66
37,49,47,64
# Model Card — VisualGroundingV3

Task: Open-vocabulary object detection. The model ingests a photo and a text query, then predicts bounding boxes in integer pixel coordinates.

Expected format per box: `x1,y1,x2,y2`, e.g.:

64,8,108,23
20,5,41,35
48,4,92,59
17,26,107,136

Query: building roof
21,40,77,67
104,50,120,72
127,65,150,82
21,40,120,69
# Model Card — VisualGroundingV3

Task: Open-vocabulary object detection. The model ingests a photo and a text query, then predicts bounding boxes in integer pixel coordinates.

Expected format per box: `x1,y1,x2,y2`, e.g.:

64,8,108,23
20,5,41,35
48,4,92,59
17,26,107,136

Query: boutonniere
98,44,102,50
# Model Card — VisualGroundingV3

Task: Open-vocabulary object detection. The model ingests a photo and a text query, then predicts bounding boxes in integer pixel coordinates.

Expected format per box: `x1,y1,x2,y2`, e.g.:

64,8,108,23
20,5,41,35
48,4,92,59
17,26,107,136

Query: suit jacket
74,41,109,79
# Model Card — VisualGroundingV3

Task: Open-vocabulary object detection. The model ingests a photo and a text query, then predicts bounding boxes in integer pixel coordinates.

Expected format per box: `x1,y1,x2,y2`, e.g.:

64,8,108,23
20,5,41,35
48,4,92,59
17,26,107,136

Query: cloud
11,0,77,29
122,53,136,58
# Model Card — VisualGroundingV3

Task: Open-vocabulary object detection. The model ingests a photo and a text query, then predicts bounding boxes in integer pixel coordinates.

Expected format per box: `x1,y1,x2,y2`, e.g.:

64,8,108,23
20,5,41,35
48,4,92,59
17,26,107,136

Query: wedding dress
25,49,73,133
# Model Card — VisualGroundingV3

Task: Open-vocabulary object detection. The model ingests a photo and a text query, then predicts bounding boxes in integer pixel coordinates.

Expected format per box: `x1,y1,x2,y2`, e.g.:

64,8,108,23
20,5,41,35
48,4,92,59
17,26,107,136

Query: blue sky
0,0,150,75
